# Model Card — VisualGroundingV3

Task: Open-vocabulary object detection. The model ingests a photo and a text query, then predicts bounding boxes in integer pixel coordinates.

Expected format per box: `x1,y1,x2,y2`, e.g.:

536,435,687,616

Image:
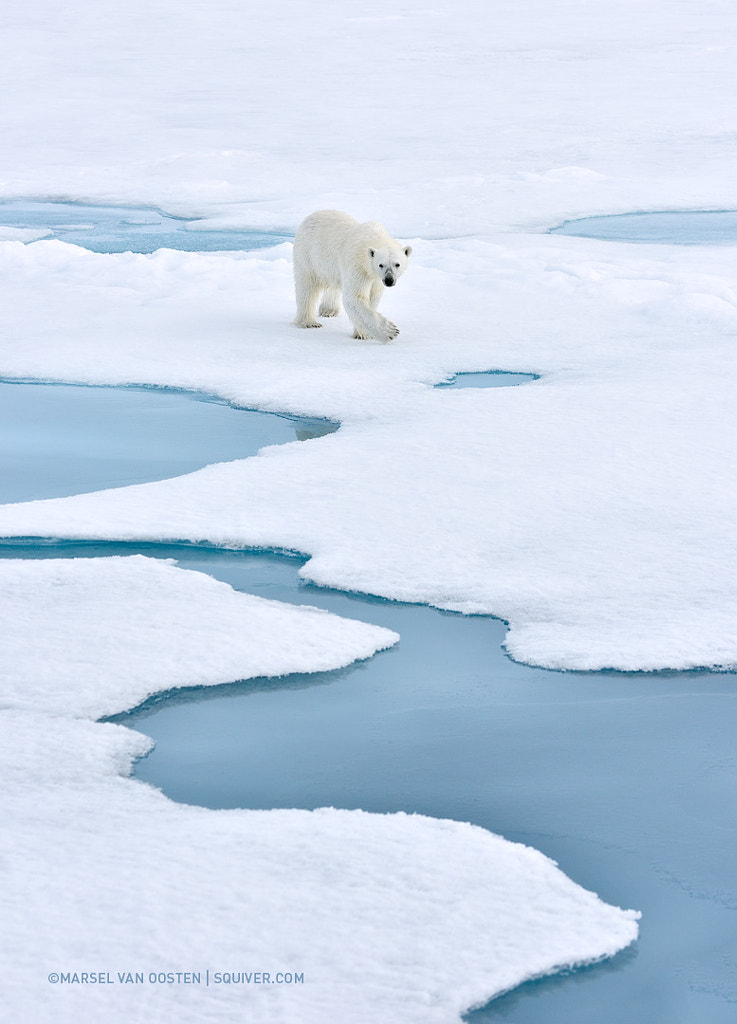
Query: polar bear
293,210,412,342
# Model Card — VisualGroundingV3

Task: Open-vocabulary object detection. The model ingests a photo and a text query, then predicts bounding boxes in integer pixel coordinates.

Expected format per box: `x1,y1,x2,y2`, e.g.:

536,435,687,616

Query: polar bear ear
368,248,375,258
404,246,412,257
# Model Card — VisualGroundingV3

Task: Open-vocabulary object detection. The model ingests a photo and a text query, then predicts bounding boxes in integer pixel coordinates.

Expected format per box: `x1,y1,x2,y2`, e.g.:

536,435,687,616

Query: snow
3,0,737,234
5,0,737,1018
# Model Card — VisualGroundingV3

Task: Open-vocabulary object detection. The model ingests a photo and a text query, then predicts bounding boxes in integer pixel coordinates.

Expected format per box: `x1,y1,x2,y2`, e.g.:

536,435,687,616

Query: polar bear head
368,245,412,287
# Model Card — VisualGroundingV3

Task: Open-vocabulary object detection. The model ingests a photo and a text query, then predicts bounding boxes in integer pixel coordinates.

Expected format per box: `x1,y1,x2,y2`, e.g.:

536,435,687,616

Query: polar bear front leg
368,280,384,310
344,292,399,342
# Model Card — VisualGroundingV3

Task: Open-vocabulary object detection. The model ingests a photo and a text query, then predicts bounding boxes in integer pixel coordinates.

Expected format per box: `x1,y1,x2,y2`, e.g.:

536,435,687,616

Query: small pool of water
0,380,336,503
550,210,737,245
435,371,538,389
0,200,290,253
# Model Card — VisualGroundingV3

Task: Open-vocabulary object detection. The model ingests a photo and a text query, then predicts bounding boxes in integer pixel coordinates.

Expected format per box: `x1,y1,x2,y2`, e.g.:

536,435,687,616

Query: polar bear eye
394,262,400,268
378,263,384,269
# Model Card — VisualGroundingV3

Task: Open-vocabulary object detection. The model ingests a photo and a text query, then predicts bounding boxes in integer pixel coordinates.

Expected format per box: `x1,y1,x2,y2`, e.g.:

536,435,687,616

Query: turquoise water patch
550,210,737,245
435,370,538,389
0,380,336,503
0,200,290,253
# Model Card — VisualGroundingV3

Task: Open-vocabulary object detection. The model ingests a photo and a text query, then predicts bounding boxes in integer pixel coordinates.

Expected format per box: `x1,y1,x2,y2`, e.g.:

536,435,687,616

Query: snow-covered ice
3,0,737,233
4,0,737,1018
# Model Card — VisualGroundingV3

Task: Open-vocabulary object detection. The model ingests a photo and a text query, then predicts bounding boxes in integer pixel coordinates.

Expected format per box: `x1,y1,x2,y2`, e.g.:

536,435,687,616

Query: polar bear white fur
293,210,412,342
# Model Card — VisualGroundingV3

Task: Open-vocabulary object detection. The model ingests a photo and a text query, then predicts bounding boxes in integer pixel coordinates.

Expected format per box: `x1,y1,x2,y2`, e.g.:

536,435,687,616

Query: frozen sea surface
2,380,734,1024
0,200,290,253
5,2,737,1021
550,210,737,245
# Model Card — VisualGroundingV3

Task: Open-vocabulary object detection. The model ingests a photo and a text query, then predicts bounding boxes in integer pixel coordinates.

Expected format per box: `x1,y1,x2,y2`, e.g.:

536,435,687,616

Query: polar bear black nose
384,274,395,286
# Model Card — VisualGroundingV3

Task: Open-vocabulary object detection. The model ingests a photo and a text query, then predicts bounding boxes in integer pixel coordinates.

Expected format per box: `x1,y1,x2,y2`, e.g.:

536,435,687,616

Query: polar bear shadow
293,210,411,343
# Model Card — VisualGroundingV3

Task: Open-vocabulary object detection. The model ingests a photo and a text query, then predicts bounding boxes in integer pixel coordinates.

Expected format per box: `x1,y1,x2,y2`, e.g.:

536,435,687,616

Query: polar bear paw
381,319,400,342
295,319,322,329
352,319,400,342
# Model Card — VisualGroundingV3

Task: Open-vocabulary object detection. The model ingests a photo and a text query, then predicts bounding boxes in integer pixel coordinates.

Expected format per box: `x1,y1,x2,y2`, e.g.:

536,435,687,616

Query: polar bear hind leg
293,274,323,328
318,286,342,318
